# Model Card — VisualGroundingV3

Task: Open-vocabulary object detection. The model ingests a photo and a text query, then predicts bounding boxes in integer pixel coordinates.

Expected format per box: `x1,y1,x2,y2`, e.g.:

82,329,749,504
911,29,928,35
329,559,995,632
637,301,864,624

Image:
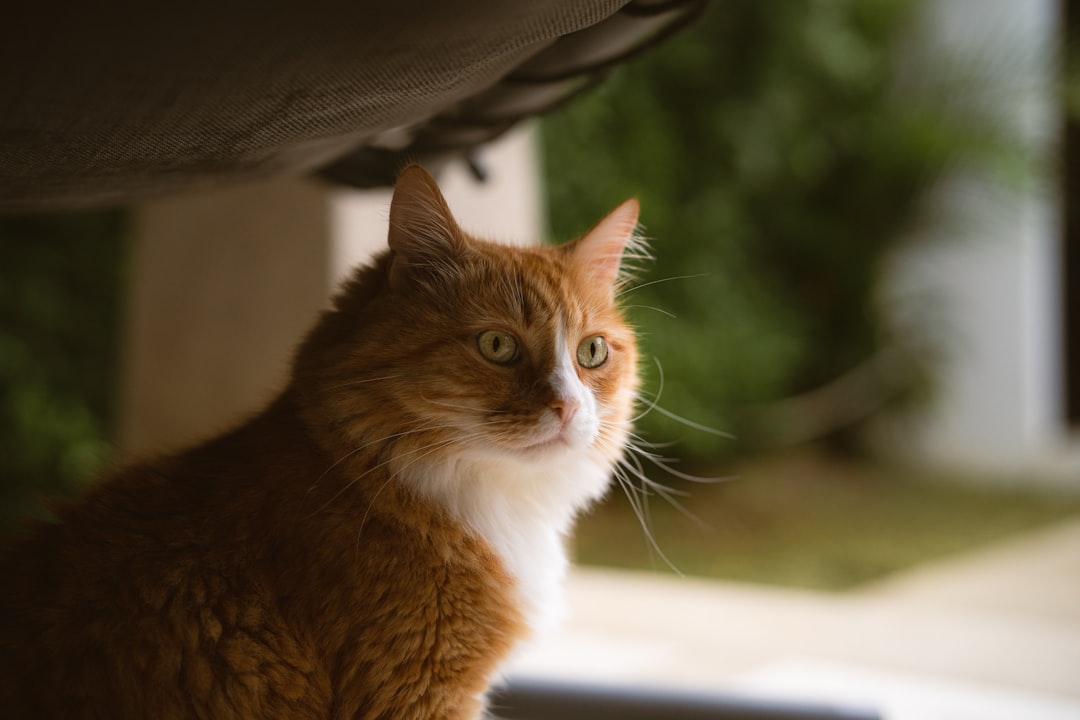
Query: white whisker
305,421,457,496
619,273,708,296
420,395,509,414
646,404,735,439
621,447,713,532
624,304,677,319
611,465,682,576
323,374,403,391
638,450,732,485
632,356,666,423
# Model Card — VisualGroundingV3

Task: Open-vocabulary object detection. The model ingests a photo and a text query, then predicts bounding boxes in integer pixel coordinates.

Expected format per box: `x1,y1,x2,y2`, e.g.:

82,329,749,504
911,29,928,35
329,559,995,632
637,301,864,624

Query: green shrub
0,211,128,528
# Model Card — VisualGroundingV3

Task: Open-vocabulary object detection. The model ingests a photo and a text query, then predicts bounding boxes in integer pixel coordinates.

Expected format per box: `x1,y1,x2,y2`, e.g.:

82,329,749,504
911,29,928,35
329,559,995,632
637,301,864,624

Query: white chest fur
400,449,611,636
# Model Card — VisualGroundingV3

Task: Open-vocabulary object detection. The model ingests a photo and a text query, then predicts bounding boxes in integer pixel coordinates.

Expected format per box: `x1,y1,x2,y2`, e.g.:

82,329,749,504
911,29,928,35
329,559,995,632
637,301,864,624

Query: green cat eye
477,330,519,364
577,335,608,369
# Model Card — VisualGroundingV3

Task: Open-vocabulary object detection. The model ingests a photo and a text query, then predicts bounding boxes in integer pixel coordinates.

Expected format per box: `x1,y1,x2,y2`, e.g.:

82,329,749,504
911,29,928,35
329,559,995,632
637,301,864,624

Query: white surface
734,658,1080,720
508,521,1080,720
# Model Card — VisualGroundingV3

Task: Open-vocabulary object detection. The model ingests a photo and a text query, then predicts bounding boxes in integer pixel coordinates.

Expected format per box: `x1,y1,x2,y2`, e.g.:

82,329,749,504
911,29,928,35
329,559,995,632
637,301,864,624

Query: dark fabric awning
0,0,705,212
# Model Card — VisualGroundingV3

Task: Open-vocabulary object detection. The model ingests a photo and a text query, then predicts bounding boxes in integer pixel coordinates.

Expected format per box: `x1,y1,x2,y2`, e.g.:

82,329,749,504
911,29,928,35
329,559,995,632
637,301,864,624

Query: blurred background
542,0,1080,588
3,0,1076,585
1,1,1079,715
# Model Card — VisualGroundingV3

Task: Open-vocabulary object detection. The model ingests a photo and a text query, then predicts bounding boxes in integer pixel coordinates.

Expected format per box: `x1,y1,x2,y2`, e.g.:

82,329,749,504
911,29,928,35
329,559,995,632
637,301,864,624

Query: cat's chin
527,413,603,453
514,429,593,458
518,435,570,454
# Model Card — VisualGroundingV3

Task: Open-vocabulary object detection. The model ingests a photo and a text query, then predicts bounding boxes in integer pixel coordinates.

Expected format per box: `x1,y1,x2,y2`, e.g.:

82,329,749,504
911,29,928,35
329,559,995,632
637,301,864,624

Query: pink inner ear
574,198,640,287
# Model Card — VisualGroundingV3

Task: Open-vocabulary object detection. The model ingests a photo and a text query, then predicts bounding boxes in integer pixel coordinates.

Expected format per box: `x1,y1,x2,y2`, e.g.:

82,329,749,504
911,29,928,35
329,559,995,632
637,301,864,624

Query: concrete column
120,126,541,459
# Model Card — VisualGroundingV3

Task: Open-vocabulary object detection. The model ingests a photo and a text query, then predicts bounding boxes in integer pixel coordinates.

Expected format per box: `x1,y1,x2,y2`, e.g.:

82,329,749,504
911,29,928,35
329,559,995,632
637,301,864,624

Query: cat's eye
577,335,609,369
477,330,519,364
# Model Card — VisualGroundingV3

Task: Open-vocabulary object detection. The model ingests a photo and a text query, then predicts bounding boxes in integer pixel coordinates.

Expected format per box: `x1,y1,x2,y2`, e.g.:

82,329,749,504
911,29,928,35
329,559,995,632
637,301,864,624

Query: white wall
328,127,544,287
881,0,1076,483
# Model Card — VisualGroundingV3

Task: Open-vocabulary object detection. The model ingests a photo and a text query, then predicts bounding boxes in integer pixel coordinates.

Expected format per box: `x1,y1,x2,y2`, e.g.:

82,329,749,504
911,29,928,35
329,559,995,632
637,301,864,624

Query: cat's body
0,166,641,719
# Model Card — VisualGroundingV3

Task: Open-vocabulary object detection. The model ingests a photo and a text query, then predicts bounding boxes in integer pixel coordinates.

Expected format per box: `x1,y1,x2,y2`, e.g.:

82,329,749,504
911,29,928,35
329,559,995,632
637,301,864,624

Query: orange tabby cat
0,165,641,719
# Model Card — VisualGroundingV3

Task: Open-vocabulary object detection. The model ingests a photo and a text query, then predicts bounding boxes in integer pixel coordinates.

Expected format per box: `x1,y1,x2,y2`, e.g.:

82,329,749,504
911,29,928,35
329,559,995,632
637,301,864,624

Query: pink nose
551,397,580,428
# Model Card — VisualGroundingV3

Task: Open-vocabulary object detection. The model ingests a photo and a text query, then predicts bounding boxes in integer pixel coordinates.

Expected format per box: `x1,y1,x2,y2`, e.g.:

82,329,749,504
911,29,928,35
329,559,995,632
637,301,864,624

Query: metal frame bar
490,679,882,720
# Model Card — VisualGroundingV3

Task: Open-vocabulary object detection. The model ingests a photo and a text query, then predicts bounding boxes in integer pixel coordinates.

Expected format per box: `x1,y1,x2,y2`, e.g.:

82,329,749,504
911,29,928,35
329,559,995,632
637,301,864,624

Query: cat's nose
551,397,580,429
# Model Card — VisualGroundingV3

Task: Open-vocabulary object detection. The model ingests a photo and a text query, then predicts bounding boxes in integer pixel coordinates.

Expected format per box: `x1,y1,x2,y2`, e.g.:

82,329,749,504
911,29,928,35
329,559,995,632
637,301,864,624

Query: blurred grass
573,449,1080,591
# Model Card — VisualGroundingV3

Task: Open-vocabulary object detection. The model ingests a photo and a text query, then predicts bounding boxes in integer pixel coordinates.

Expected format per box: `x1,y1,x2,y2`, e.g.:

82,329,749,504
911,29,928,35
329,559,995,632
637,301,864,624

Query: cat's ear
569,198,641,293
387,165,466,289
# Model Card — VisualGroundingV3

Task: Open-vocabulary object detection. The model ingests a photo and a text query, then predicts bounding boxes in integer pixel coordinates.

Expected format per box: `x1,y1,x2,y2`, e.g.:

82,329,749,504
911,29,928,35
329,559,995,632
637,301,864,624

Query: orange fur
0,166,640,719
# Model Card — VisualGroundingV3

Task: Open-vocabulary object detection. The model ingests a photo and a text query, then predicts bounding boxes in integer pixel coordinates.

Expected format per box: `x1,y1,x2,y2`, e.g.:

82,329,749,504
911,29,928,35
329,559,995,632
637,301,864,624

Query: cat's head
296,166,642,513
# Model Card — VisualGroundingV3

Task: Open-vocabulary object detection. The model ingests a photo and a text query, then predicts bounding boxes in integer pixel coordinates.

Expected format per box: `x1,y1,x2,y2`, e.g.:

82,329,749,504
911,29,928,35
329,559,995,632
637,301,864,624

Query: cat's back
0,394,527,719
0,404,336,718
0,475,202,716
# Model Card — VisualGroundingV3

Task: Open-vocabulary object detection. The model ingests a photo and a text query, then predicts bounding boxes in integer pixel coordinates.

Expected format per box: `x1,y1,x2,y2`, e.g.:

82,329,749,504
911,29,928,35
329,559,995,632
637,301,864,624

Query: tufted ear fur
387,165,467,290
567,198,640,297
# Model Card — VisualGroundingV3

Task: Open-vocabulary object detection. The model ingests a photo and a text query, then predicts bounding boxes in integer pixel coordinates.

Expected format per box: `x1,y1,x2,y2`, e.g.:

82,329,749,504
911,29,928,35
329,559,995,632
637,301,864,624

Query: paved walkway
508,518,1080,720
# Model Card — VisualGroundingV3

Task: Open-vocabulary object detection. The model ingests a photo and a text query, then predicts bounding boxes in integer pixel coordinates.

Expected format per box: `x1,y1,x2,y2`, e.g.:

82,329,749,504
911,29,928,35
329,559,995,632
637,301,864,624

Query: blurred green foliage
543,0,1027,461
0,211,128,528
